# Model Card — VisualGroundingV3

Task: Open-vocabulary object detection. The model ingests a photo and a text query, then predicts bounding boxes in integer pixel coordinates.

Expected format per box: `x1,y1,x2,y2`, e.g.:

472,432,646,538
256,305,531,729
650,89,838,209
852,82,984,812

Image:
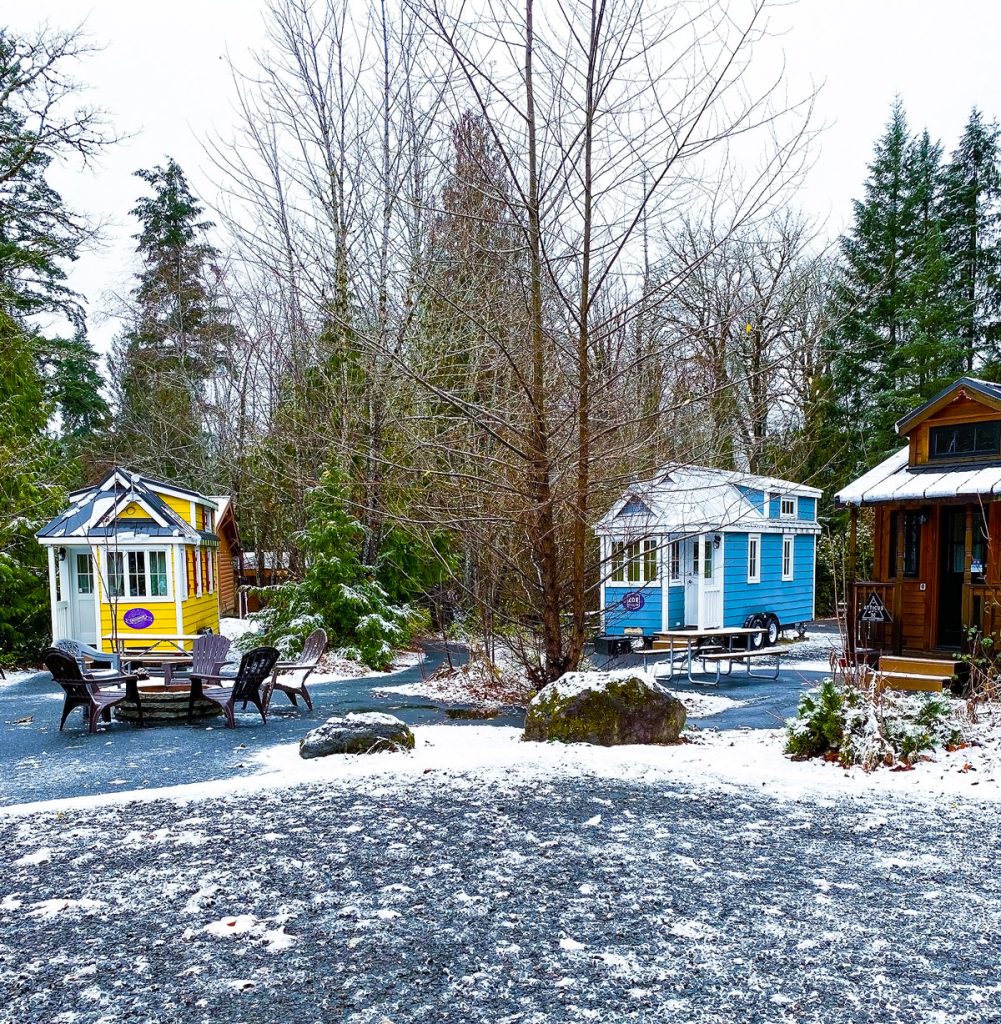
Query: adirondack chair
52,638,123,674
265,628,327,712
42,648,143,734
188,646,279,728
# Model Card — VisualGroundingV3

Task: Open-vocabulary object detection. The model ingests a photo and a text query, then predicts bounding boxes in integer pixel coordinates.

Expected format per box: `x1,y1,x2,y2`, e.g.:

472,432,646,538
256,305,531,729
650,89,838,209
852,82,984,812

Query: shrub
786,678,964,770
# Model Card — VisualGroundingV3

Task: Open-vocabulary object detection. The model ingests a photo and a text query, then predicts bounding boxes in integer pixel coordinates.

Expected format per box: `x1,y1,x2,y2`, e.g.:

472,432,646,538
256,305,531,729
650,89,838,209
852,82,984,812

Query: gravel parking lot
2,752,999,1024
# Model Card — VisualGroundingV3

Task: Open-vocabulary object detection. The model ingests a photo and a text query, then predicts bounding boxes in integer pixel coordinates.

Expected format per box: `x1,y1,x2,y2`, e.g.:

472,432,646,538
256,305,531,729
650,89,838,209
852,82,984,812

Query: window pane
76,553,93,594
107,552,125,597
149,550,169,596
703,541,713,579
611,542,624,582
670,542,680,581
643,541,657,582
627,541,641,583
931,421,1001,459
128,551,147,597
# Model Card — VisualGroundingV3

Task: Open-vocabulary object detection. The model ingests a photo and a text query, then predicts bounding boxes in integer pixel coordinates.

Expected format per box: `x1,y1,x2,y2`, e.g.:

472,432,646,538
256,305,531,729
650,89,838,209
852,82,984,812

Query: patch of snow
14,847,51,866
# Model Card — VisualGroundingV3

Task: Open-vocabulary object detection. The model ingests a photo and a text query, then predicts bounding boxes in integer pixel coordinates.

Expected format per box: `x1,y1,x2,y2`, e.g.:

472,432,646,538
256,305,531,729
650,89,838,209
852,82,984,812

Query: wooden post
847,506,857,655
963,504,974,642
893,508,906,654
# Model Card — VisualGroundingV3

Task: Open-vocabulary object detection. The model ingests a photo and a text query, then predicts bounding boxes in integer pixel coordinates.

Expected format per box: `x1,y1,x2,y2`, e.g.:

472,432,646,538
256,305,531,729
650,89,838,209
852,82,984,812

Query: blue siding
723,533,815,627
666,585,686,629
604,584,662,634
737,486,765,514
767,495,780,518
798,496,817,521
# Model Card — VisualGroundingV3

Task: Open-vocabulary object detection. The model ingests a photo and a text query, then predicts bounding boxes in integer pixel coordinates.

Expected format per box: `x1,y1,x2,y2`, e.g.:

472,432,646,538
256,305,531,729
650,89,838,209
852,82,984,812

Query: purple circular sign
621,591,645,612
123,607,155,630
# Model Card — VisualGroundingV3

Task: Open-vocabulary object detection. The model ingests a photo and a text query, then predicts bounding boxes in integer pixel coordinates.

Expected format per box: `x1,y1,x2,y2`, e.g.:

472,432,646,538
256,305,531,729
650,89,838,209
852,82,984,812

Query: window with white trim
780,496,797,519
104,548,172,599
610,539,658,583
669,541,681,583
782,535,794,581
747,534,760,584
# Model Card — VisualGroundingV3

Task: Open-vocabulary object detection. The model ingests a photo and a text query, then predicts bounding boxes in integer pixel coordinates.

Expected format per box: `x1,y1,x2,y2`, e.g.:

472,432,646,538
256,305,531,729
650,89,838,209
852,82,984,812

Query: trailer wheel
765,614,780,646
743,614,767,649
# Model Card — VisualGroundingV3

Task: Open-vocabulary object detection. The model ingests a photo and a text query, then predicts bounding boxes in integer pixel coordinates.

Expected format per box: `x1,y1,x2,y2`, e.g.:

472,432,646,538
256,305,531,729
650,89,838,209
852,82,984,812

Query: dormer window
930,421,1001,460
780,496,797,519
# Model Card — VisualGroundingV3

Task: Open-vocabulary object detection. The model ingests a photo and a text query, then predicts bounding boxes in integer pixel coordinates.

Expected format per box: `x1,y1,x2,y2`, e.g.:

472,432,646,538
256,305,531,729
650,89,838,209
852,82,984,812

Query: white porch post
696,534,705,630
46,546,58,641
598,535,606,634
174,546,186,634
660,535,669,632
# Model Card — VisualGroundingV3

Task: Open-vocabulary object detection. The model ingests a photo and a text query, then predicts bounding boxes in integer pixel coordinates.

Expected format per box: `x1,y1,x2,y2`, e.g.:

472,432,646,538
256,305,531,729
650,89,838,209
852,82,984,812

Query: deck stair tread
879,656,959,675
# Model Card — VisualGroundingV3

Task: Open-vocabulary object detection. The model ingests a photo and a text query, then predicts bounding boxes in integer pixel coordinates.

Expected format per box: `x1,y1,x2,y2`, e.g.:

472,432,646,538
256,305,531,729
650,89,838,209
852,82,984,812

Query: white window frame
782,535,795,581
610,539,657,584
207,548,215,594
102,547,173,601
780,496,798,519
669,540,681,584
747,534,761,584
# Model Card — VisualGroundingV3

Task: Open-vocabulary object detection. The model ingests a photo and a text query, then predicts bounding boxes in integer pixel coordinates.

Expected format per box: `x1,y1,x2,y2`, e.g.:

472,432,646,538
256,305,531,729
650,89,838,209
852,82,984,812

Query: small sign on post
858,592,892,624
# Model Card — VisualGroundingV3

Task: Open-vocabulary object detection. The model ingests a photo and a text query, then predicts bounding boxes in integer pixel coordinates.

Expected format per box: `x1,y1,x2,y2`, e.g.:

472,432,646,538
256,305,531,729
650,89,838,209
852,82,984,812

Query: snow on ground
781,627,843,673
220,617,423,680
1,721,1000,1023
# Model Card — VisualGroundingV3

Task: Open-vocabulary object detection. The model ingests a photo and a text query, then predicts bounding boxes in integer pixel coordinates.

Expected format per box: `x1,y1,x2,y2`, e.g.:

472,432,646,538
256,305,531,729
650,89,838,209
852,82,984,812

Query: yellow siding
182,590,221,635
98,601,183,651
158,493,194,525
116,501,148,520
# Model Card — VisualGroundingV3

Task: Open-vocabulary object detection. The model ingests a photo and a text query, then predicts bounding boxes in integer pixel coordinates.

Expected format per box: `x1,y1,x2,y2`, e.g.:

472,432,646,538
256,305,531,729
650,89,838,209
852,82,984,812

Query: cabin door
699,535,724,629
938,508,965,647
69,548,98,645
682,538,699,627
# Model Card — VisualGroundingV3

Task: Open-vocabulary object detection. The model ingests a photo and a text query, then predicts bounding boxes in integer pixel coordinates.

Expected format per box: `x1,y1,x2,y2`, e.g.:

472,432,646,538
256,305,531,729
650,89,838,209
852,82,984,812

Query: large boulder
523,670,686,746
299,712,415,759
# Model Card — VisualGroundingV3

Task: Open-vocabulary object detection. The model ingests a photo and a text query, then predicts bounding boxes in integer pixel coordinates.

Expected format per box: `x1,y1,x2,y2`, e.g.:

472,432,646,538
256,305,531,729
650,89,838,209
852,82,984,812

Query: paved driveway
1,630,835,808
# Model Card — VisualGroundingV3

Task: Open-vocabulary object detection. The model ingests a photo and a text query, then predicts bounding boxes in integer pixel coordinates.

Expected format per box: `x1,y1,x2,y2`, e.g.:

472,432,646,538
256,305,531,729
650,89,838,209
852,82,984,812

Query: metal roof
595,464,822,535
37,470,203,542
835,446,1001,505
895,376,1001,434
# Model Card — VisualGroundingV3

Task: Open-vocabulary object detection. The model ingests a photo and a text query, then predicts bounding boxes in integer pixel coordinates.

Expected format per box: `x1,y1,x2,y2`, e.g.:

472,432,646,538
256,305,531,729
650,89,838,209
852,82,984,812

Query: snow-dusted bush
240,471,421,669
786,678,964,770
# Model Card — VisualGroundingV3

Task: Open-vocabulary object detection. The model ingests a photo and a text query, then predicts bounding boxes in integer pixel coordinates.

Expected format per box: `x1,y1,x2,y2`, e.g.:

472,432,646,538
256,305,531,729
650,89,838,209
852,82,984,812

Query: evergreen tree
942,107,1001,369
110,158,235,485
832,101,963,466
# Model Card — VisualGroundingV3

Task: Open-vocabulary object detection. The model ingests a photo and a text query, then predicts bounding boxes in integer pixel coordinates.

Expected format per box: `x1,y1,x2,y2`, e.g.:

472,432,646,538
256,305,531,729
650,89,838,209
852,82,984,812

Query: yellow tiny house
36,469,235,653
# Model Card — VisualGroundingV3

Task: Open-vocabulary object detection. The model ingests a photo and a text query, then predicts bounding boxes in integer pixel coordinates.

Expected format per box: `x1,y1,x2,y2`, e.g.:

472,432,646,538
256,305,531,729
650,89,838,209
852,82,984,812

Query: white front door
69,548,98,644
700,535,724,629
682,537,699,627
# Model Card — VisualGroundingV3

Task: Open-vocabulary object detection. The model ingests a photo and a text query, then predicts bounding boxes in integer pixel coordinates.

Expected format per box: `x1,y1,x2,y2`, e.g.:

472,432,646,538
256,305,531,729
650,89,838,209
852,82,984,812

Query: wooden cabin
36,469,240,653
595,464,821,639
837,377,1001,655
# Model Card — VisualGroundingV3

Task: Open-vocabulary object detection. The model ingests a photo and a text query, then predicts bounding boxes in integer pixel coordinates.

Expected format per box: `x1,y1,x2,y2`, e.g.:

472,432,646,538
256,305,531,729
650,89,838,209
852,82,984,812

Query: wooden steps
876,656,959,693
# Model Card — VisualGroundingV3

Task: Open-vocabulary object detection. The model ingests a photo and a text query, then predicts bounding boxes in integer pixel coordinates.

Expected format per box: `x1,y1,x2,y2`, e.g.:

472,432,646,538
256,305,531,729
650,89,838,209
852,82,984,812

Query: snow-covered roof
37,468,214,543
595,464,821,536
836,446,1001,505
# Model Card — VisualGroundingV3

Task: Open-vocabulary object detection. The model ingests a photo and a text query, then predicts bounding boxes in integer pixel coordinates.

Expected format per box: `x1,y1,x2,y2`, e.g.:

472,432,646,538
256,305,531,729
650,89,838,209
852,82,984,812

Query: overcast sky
13,0,1001,352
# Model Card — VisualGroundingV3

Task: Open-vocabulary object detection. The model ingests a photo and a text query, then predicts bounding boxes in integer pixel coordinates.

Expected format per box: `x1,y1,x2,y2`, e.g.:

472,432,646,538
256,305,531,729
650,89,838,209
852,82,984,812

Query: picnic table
645,627,780,683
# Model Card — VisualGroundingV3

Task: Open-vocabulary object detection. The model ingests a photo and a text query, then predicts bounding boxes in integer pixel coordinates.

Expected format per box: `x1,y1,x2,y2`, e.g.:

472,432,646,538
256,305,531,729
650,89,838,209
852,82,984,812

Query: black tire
743,614,767,650
765,615,780,646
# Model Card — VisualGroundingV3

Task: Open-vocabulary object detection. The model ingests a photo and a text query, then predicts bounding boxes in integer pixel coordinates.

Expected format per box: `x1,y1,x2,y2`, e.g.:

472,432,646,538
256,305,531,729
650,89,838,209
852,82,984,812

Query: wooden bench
697,647,785,684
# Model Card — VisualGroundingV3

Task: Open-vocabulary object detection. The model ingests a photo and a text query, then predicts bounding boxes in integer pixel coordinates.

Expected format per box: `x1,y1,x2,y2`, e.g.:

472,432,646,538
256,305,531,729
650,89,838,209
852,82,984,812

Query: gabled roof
896,376,1001,435
835,446,1001,506
595,464,821,535
37,468,208,542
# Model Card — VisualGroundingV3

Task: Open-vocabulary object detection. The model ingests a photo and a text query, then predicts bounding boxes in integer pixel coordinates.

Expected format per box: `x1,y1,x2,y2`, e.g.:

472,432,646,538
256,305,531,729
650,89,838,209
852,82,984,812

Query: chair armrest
191,672,237,684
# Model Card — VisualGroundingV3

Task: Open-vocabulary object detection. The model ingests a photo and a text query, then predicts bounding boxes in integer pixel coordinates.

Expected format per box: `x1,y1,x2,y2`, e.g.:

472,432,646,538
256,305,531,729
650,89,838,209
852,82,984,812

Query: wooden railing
968,584,1001,641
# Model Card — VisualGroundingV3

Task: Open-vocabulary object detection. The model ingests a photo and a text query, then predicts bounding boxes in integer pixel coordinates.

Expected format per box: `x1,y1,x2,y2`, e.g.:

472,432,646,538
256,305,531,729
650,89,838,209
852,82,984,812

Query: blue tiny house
595,465,821,643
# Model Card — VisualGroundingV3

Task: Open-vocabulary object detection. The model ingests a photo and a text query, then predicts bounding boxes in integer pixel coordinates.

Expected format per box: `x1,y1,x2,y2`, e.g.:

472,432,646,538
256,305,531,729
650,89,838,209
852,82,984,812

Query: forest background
4,0,1001,680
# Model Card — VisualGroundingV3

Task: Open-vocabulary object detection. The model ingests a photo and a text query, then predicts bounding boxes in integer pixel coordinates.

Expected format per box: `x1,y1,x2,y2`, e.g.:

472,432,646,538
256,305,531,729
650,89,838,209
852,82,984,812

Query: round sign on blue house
123,607,155,630
621,591,645,612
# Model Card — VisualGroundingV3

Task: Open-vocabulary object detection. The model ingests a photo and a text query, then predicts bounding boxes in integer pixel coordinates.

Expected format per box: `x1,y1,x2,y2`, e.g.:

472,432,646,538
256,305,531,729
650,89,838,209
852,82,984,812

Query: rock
299,712,415,759
523,670,685,746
